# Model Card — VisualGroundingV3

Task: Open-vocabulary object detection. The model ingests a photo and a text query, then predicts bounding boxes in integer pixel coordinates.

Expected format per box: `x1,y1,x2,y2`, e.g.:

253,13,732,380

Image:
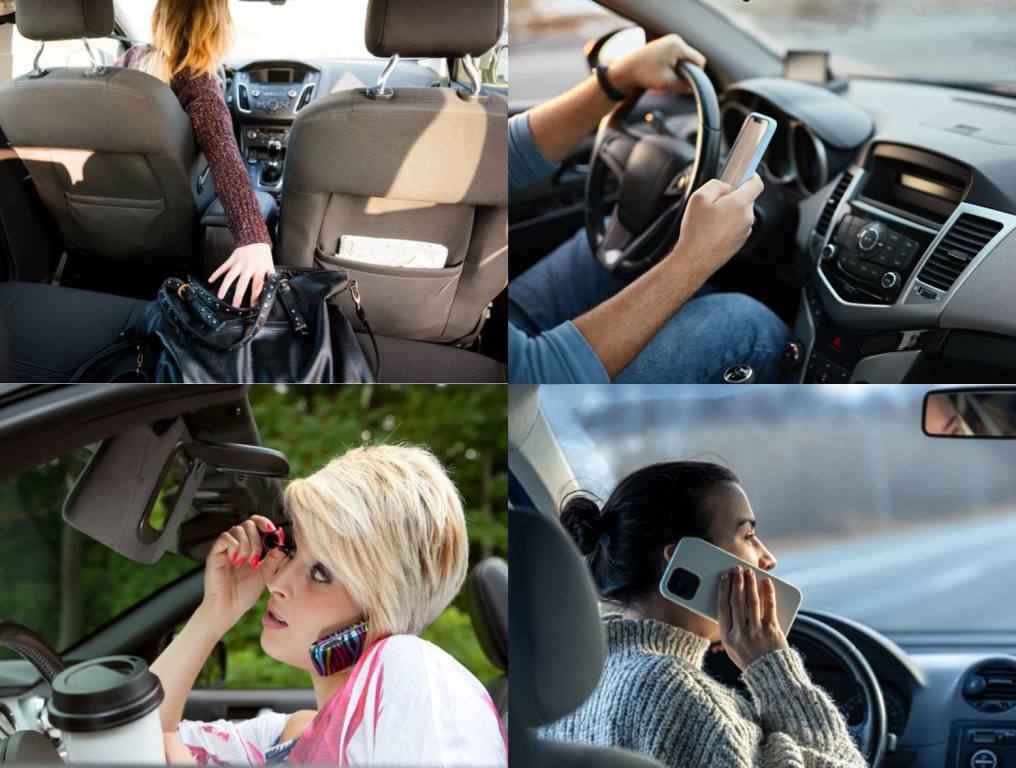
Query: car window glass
0,443,198,661
539,385,1016,635
511,0,628,102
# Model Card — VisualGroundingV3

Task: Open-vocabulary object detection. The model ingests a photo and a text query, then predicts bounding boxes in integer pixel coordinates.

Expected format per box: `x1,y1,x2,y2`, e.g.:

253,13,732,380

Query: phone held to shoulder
659,536,802,634
718,112,777,188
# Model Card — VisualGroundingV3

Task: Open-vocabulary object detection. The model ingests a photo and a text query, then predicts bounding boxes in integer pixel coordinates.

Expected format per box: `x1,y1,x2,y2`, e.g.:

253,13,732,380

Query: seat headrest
467,558,508,671
509,506,606,729
17,0,114,42
365,0,504,59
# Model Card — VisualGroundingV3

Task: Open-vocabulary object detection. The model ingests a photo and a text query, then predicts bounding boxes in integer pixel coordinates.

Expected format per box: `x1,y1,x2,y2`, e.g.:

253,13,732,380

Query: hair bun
559,495,604,556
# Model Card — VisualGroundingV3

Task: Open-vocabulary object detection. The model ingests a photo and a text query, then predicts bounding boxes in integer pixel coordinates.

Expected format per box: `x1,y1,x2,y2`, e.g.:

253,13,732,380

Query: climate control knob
970,749,998,768
857,223,885,252
821,243,838,262
880,271,901,290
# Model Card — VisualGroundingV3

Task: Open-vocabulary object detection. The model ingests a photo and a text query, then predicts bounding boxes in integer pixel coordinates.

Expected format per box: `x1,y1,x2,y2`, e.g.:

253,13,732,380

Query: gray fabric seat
510,505,665,768
278,0,507,346
0,281,505,383
0,0,214,271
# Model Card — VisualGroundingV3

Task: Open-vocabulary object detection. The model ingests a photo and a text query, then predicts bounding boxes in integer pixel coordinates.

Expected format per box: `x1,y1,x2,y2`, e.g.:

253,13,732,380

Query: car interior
0,383,508,764
509,384,1016,768
0,0,509,383
508,0,1016,384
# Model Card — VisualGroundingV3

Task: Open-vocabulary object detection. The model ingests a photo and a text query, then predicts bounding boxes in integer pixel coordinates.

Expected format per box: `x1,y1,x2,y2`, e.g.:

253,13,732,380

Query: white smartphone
659,536,802,635
718,112,777,188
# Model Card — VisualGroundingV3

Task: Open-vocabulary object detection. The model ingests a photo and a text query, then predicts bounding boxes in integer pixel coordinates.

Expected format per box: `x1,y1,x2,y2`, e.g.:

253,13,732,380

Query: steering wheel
584,61,722,280
0,622,65,763
790,614,888,767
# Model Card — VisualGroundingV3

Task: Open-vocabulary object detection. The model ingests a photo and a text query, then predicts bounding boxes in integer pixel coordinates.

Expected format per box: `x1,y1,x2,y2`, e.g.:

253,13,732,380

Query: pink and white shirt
177,635,507,767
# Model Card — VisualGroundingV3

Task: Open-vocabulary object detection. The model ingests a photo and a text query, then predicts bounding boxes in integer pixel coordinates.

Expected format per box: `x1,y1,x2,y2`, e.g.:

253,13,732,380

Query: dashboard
720,77,1016,384
220,57,449,196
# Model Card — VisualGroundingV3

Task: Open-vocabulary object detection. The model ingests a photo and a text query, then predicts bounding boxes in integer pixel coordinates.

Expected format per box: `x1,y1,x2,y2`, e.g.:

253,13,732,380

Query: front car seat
0,0,214,271
510,505,665,768
278,0,507,346
466,557,508,722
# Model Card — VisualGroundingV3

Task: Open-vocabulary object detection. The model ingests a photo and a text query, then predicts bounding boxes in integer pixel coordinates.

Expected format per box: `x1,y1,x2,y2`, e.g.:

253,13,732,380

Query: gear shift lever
261,139,283,185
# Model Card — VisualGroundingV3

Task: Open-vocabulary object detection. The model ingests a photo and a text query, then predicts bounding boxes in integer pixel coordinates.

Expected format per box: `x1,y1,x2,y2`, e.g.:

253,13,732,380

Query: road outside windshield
540,385,1016,635
117,0,376,61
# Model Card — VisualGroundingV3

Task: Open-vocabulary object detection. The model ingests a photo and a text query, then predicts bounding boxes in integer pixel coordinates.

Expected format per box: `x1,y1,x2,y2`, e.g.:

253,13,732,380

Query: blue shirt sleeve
508,321,610,384
509,113,559,192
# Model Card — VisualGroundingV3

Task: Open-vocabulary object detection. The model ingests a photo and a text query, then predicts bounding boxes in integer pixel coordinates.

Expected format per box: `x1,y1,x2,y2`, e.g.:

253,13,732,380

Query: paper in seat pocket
337,234,449,269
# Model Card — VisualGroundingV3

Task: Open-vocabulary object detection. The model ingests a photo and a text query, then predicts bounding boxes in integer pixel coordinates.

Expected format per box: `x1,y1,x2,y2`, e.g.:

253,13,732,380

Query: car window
0,443,199,661
511,0,628,102
11,33,122,79
539,385,1016,635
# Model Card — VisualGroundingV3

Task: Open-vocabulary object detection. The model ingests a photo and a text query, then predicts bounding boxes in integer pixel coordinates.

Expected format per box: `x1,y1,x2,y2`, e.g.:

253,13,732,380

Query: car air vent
237,82,250,112
295,83,315,112
963,661,1016,713
916,213,1002,291
816,172,854,237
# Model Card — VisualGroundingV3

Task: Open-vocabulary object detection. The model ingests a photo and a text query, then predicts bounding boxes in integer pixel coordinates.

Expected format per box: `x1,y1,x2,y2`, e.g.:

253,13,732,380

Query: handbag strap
348,280,380,381
164,274,280,353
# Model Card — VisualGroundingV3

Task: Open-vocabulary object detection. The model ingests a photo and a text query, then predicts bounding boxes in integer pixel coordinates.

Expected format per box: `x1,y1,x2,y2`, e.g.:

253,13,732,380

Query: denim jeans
508,229,790,383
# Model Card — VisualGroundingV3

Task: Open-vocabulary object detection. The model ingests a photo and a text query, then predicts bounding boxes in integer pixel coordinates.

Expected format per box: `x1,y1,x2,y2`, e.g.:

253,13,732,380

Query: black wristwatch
594,64,627,102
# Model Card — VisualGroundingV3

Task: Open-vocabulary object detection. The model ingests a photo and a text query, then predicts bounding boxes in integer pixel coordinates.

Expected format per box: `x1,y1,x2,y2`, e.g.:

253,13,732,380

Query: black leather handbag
114,269,375,383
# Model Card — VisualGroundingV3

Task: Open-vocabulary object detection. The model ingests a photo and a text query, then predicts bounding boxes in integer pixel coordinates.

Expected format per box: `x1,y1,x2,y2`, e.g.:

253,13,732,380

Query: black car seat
277,0,507,346
466,557,508,722
0,0,214,272
510,505,664,768
0,281,505,382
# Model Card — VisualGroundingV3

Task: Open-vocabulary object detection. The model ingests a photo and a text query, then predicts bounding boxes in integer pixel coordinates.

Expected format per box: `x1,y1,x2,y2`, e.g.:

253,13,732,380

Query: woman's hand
209,242,274,308
196,515,279,633
667,174,763,282
163,732,197,765
608,33,707,95
716,566,790,671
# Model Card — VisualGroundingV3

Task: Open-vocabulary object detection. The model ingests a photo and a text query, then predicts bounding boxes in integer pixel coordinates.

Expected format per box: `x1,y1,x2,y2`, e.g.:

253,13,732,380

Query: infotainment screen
266,69,292,84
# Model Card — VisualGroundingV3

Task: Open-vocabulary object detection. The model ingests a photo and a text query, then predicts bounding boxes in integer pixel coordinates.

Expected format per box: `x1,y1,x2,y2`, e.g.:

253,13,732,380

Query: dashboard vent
916,214,1003,292
237,82,250,112
963,661,1016,713
816,172,854,237
295,83,315,112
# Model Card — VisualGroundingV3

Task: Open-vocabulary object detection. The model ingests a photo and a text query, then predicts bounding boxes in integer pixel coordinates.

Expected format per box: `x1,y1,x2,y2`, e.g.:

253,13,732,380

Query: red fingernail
276,527,285,545
231,555,242,564
266,521,277,531
251,555,260,568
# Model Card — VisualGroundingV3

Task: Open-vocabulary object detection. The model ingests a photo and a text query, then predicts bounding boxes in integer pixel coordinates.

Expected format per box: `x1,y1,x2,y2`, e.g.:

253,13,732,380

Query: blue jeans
508,229,790,383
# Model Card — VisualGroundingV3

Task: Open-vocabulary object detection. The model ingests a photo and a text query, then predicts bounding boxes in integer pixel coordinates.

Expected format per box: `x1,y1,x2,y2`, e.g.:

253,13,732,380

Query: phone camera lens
667,567,700,600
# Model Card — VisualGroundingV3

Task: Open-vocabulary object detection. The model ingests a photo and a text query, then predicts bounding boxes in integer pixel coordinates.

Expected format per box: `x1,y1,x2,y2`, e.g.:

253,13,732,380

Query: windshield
695,0,1016,86
538,385,1016,636
116,0,376,61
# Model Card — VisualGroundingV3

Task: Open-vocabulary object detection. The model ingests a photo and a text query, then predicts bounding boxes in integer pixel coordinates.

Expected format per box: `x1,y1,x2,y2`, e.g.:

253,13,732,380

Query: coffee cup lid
47,656,163,732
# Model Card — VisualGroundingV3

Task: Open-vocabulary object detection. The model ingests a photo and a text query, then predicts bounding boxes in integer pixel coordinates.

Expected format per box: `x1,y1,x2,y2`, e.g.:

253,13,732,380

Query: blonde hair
139,0,234,83
284,444,469,645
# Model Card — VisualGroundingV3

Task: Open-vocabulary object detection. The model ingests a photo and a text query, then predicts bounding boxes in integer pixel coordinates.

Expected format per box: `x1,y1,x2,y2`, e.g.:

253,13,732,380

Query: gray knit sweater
540,615,867,767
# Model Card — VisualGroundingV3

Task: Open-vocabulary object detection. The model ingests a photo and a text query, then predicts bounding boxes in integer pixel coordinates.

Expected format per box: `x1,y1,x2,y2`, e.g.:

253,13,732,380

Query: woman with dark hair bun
546,461,866,768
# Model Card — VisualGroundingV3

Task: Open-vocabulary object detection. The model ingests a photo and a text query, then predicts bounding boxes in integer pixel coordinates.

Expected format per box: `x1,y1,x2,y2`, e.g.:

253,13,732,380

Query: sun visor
62,421,290,564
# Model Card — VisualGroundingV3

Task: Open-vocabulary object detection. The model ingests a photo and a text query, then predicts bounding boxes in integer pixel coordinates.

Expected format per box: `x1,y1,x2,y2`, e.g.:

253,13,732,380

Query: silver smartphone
659,536,802,634
718,112,777,188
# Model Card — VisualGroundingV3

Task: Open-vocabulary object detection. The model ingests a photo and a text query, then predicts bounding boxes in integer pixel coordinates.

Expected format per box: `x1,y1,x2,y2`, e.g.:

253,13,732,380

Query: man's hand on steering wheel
607,33,707,95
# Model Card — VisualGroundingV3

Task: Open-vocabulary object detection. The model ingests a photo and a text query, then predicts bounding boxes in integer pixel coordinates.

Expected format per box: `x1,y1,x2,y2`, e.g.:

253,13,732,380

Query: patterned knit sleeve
741,648,868,767
174,73,272,250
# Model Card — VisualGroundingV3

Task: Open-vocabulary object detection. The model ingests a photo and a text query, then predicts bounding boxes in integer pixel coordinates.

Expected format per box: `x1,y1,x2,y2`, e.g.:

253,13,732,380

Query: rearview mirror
585,26,647,69
184,442,289,477
924,390,1016,438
